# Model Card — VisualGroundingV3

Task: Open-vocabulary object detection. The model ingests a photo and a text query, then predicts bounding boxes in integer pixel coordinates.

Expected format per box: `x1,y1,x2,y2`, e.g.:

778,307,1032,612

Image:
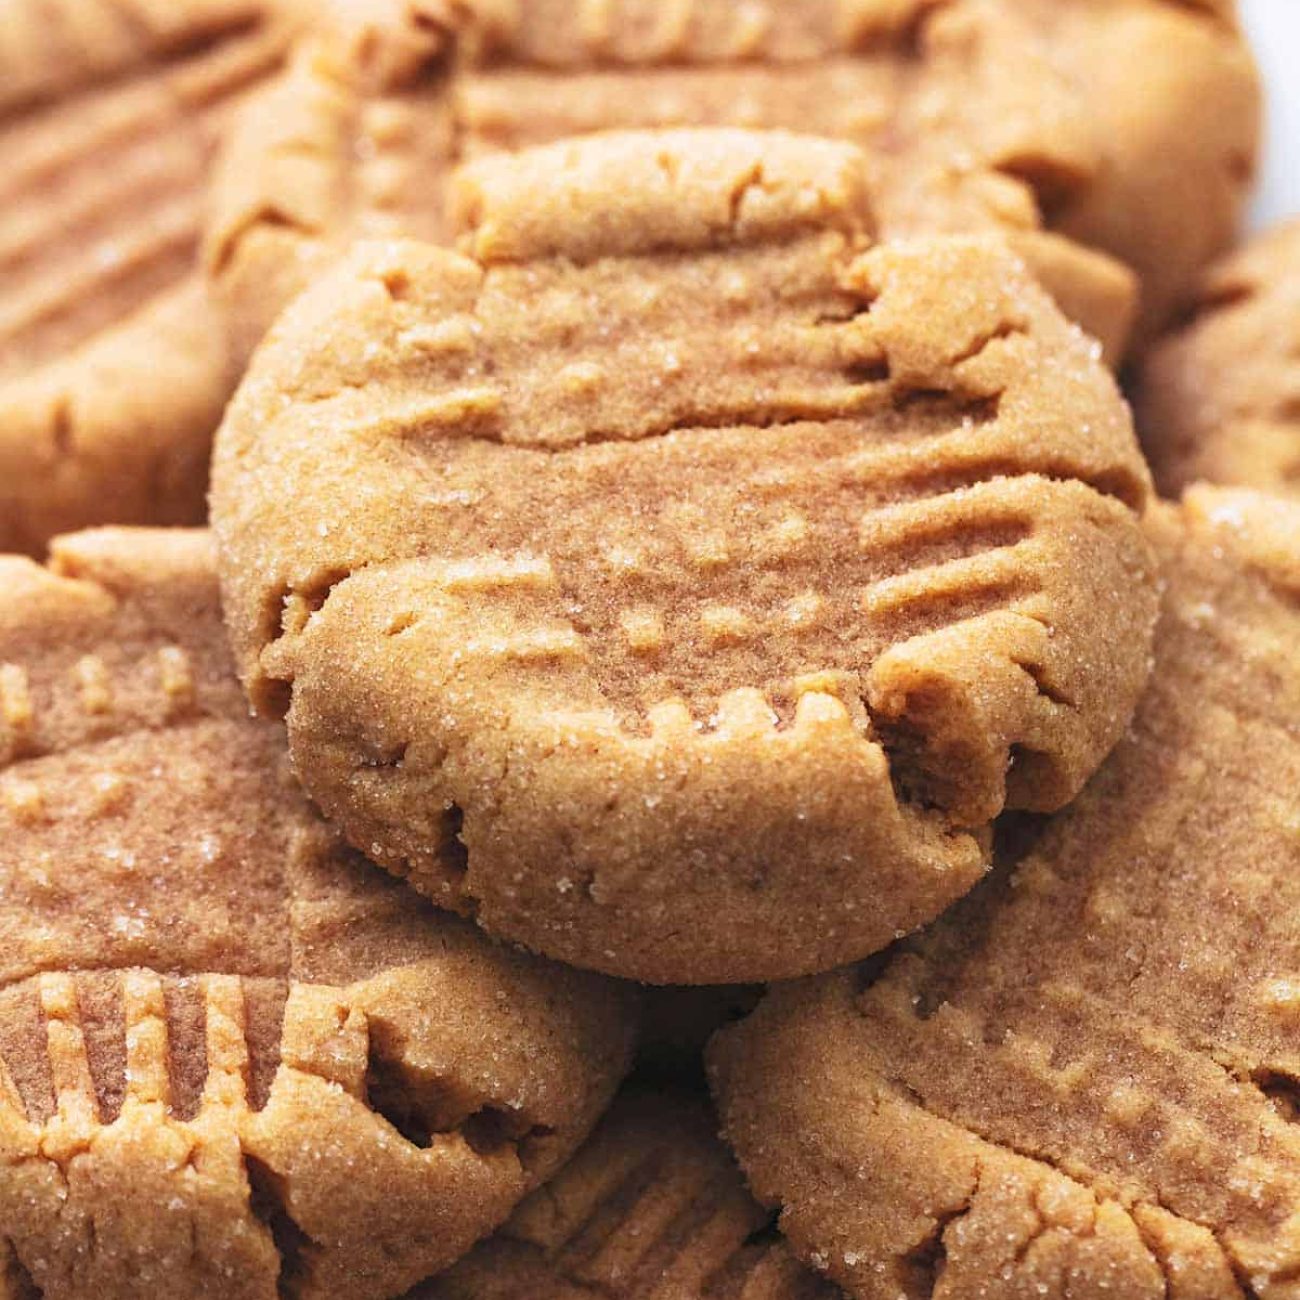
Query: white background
1241,0,1300,229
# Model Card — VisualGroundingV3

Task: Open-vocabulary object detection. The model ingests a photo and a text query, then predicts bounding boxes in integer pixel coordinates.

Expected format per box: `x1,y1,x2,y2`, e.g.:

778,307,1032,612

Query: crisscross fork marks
247,222,1142,742
0,4,292,376
0,971,279,1126
427,1090,837,1300
213,133,1155,982
709,493,1300,1299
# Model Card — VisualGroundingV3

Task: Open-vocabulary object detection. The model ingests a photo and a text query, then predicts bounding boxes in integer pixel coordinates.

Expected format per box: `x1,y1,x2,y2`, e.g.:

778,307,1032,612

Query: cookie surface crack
0,1236,41,1298
900,1161,980,1299
245,1153,316,1300
877,1069,1241,1284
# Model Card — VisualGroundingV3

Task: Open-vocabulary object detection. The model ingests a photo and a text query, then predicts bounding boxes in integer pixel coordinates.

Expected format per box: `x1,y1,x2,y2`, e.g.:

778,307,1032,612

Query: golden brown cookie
206,0,1261,366
415,1085,841,1300
0,528,636,1300
1137,220,1300,500
710,488,1300,1299
211,130,1158,984
0,0,306,555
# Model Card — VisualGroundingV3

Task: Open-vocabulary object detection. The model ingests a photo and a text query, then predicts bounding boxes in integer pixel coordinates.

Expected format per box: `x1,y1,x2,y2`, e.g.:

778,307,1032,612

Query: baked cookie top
638,986,763,1081
710,489,1300,1299
0,529,636,1300
0,0,304,554
417,1085,841,1300
212,129,1158,985
205,0,1260,366
1138,220,1300,501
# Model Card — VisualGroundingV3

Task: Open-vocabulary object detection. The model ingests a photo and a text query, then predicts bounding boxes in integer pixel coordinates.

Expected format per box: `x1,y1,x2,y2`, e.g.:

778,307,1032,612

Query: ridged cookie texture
0,529,636,1300
710,489,1300,1299
415,1086,841,1300
212,129,1158,985
206,0,1261,367
1138,220,1300,501
0,0,304,555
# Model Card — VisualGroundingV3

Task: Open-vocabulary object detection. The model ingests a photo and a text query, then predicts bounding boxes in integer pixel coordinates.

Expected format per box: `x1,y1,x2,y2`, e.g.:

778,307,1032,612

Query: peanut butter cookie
0,529,636,1300
212,130,1158,984
206,0,1260,367
1138,221,1300,500
710,488,1300,1299
0,0,304,555
417,1086,840,1300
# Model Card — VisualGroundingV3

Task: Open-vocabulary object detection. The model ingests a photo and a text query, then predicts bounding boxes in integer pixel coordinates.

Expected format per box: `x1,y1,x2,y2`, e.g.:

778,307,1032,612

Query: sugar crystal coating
213,129,1158,984
710,490,1300,1300
0,528,636,1300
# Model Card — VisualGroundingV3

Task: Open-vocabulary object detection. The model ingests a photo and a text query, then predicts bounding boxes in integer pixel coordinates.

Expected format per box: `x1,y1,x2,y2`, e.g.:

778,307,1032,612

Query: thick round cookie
710,488,1300,1299
0,0,305,555
206,0,1260,366
416,1086,840,1300
0,529,636,1300
212,130,1158,984
1137,221,1300,500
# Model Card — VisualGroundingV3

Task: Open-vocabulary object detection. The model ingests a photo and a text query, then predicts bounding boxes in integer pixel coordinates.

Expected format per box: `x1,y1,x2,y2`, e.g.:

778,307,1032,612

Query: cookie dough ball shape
213,130,1158,985
710,489,1300,1299
0,530,636,1300
416,1086,839,1300
1137,221,1300,500
0,0,306,556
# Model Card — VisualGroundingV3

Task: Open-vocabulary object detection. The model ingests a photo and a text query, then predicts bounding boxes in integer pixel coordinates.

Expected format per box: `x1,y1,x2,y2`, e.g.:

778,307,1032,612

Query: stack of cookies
2,3,1296,1297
